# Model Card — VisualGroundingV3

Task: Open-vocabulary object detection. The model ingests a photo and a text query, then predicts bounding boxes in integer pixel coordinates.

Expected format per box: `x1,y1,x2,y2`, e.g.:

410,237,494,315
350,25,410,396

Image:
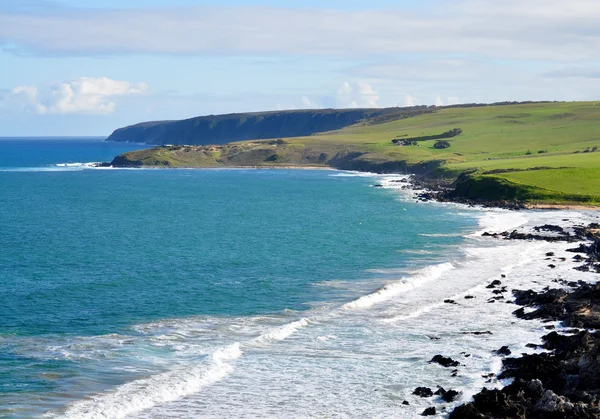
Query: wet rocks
494,346,512,356
451,281,600,418
421,406,437,416
567,238,600,272
461,331,493,336
435,387,461,402
413,387,434,397
534,224,565,234
430,355,460,368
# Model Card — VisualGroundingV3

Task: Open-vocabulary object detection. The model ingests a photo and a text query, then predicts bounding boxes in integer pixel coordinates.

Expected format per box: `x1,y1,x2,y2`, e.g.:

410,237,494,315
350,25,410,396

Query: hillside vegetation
106,107,434,145
109,101,600,205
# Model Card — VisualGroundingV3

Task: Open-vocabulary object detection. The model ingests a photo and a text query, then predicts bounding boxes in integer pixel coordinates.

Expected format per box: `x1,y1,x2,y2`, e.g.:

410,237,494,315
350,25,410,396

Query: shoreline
449,220,600,418
100,157,600,210
87,161,600,416
525,203,600,211
375,173,600,416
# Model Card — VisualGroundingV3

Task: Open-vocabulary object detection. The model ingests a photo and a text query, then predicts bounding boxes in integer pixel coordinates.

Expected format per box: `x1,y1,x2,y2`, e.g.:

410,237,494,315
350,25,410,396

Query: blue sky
1,0,600,136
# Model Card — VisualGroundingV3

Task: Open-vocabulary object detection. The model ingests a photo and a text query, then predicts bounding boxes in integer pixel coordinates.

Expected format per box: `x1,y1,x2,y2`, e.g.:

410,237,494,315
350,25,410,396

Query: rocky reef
449,225,600,419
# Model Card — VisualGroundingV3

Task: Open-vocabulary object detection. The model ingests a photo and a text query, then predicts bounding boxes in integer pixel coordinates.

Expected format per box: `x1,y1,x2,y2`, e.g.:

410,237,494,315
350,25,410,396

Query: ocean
0,138,597,418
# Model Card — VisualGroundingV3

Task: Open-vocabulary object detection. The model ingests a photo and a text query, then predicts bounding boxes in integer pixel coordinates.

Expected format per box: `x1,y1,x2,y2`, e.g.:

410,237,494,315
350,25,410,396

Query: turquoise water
0,139,479,417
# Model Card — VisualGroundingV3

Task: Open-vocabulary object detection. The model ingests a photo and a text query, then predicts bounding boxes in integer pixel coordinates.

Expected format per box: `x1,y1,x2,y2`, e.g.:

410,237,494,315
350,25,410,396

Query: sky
1,0,600,136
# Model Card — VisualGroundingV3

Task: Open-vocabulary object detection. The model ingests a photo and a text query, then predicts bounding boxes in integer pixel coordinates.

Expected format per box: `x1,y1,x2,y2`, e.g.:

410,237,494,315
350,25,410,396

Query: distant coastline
103,101,600,208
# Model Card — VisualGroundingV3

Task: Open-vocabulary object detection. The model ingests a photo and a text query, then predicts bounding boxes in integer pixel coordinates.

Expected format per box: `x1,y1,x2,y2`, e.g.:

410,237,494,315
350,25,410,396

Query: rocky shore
445,223,600,418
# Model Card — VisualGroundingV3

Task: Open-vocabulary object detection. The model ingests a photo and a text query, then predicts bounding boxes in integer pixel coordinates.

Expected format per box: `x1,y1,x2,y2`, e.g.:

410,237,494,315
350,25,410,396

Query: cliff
105,107,433,145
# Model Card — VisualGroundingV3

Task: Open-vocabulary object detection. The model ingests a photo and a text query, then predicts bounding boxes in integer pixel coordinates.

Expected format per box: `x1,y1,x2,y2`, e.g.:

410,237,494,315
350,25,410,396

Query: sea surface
0,138,596,418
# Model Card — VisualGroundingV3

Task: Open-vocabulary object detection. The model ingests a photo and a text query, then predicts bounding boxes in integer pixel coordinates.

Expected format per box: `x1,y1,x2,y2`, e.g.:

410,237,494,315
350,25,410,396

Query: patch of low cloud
336,81,380,108
1,0,599,61
8,77,147,114
403,95,416,107
300,95,322,109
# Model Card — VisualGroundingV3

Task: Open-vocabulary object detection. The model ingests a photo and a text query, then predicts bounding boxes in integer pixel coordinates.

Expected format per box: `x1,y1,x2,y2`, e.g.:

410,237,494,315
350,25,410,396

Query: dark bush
434,140,451,149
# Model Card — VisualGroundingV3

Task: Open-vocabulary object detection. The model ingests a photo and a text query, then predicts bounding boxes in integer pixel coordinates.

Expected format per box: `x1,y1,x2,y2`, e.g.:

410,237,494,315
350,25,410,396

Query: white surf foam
471,209,529,237
55,343,242,419
250,318,310,345
341,262,455,310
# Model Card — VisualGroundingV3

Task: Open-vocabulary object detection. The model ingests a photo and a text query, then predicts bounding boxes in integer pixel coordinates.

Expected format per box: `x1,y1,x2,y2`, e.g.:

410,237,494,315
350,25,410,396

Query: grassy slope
112,102,600,205
302,102,600,203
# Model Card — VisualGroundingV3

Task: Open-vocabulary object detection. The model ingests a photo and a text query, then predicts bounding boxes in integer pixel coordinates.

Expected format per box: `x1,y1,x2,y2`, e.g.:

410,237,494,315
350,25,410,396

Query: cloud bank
0,0,599,61
9,77,147,114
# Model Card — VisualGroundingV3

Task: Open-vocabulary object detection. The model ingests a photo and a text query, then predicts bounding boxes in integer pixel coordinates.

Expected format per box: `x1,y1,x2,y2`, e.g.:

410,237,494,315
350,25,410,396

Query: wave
250,318,310,345
55,343,242,419
419,233,464,237
329,171,379,178
341,262,455,310
470,209,528,237
53,315,312,418
0,162,110,172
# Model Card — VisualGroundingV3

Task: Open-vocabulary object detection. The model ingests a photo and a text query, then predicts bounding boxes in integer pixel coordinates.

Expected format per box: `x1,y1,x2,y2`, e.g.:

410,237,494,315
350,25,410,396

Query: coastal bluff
105,107,433,146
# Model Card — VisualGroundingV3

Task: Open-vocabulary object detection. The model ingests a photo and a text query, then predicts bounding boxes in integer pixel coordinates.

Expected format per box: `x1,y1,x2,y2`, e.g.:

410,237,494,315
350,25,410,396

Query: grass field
294,101,600,204
112,101,600,205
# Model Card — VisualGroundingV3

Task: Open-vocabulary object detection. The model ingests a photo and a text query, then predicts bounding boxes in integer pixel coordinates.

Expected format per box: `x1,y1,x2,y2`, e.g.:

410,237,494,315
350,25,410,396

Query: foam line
55,343,242,419
341,262,455,310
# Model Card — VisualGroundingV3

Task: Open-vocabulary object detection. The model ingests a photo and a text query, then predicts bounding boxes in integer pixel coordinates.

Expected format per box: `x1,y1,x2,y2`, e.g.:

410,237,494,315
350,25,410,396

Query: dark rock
413,387,434,397
444,299,457,304
464,295,475,299
430,355,460,367
450,403,484,418
443,389,461,402
402,400,410,405
494,346,512,356
534,224,565,233
546,252,555,257
421,407,436,416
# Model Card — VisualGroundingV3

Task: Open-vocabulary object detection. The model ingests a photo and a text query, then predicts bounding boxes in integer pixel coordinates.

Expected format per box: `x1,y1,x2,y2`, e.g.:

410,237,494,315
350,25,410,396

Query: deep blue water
0,139,479,417
0,137,148,168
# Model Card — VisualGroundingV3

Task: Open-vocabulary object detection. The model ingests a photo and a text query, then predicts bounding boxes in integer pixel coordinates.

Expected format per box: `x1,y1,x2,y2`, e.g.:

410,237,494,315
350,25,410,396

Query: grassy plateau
109,102,600,206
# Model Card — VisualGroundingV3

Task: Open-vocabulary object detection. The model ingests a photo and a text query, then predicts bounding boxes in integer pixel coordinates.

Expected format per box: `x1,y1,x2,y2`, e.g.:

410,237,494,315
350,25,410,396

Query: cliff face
105,107,432,145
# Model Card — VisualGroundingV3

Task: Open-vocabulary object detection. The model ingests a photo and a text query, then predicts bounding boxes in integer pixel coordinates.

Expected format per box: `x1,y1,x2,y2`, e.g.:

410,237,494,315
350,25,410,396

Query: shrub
433,140,451,149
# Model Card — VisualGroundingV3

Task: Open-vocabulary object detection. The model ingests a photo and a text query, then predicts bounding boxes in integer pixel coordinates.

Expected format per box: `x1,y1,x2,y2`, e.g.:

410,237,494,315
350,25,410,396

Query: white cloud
403,95,416,107
335,81,380,108
0,1,599,61
9,77,147,114
300,95,322,109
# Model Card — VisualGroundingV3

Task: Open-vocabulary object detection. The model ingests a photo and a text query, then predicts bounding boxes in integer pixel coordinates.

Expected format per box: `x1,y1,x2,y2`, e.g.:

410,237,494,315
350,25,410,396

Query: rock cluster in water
449,223,600,418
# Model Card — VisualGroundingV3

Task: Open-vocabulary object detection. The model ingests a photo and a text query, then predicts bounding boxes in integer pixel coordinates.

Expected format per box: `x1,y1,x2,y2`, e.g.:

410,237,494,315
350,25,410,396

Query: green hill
109,101,600,206
106,107,434,145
